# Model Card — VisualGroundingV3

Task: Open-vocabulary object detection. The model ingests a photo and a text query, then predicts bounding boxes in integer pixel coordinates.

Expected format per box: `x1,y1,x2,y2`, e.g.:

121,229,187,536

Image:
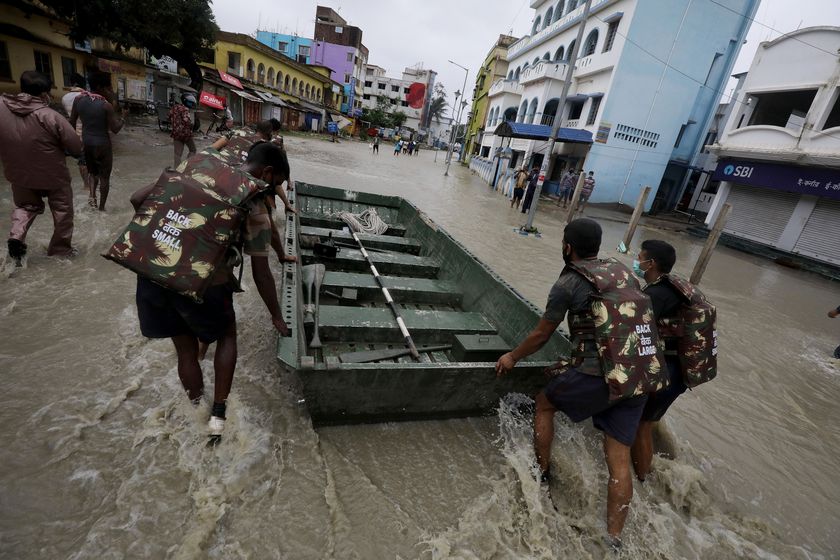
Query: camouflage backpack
568,258,669,401
103,150,269,302
652,274,718,388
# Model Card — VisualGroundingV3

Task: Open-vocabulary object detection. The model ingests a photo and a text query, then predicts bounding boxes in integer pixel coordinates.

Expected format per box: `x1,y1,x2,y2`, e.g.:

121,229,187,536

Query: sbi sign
723,164,755,178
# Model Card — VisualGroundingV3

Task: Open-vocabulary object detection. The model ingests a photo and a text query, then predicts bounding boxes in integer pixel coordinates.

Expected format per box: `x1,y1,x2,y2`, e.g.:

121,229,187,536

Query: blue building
477,0,760,212
255,32,312,64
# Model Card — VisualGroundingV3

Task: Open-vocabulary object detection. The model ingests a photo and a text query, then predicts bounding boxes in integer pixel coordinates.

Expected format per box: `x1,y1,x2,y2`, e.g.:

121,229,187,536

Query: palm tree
427,83,448,124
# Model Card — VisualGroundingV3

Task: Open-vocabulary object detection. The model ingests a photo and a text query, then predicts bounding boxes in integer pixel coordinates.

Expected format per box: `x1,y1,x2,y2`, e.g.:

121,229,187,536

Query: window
544,7,554,27
603,19,620,52
532,15,542,35
823,92,840,130
747,89,818,128
0,41,11,80
391,85,399,92
533,57,540,66
518,101,528,122
278,41,288,52
305,84,311,98
586,96,601,125
567,100,584,120
526,98,539,124
276,71,283,88
364,81,372,87
34,50,53,82
390,98,396,105
298,45,310,56
363,94,370,100
403,87,410,94
568,39,576,59
555,1,565,21
567,0,578,13
246,59,255,81
514,67,521,80
554,46,565,61
257,63,265,84
507,71,513,80
543,52,551,60
61,57,76,87
377,83,386,90
346,52,353,62
583,29,599,57
292,77,297,93
401,101,408,107
344,73,351,83
284,75,290,91
227,52,241,73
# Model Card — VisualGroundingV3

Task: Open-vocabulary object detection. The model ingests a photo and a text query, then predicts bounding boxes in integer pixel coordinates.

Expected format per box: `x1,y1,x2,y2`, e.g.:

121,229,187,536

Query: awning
232,90,263,103
493,121,594,144
603,11,624,23
252,91,288,107
298,100,323,114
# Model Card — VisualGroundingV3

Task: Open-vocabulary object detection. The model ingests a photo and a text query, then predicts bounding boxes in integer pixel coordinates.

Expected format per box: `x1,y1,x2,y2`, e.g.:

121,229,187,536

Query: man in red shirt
169,93,197,168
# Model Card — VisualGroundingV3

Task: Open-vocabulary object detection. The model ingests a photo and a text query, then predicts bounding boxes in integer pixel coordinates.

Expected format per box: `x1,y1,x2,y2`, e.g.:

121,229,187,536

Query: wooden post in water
619,185,651,253
690,203,732,285
565,172,587,224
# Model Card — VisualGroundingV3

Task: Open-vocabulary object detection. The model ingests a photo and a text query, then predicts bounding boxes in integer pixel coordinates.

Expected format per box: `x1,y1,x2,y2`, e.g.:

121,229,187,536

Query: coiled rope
334,208,389,235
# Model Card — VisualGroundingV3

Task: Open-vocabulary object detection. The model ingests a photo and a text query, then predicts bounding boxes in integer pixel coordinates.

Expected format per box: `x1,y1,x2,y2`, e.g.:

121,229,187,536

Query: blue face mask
632,259,650,279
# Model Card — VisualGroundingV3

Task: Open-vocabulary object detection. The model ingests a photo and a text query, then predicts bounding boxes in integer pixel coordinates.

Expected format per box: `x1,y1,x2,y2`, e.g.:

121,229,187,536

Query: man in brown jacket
0,71,82,265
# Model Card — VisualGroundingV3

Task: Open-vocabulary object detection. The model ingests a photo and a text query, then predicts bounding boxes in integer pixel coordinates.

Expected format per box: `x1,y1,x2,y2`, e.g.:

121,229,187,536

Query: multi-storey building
704,26,840,267
464,35,518,162
360,64,441,140
313,5,368,116
254,32,313,65
477,0,758,208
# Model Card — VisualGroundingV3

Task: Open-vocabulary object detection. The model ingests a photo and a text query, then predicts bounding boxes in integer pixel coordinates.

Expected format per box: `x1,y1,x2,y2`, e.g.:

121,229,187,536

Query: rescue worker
630,239,718,481
128,142,291,442
496,218,668,546
827,305,839,358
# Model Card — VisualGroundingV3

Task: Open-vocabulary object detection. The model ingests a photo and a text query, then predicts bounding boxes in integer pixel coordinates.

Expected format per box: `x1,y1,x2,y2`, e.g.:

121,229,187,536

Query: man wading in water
496,218,667,547
130,142,291,442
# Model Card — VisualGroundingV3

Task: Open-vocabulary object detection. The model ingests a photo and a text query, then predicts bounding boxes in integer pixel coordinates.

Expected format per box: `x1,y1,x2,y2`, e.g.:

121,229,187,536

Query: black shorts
513,187,524,200
136,277,235,343
543,368,648,446
84,143,113,177
641,356,687,421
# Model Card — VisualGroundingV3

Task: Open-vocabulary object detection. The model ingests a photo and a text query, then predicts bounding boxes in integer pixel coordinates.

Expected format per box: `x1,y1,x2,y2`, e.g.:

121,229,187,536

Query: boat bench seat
317,306,496,343
300,226,421,254
301,248,439,278
322,272,462,305
298,213,407,237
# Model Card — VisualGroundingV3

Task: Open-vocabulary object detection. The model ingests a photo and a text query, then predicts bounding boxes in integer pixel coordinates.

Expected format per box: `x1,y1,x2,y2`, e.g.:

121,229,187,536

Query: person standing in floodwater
829,305,840,358
521,166,539,214
496,218,668,548
372,136,380,154
512,167,528,209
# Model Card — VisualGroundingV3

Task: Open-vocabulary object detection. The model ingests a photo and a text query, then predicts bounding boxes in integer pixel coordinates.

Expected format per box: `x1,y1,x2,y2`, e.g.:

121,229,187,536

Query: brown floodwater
0,123,837,559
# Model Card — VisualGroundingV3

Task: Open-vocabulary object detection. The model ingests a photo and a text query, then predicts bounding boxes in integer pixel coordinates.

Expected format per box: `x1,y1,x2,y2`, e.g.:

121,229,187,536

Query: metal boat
277,182,570,425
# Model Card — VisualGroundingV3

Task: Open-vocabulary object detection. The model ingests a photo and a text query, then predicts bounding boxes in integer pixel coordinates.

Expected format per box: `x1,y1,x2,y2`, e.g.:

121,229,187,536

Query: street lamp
444,59,469,177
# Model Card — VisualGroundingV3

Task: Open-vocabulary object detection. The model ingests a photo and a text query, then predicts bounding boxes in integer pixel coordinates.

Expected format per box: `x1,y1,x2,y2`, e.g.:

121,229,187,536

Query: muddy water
0,125,837,559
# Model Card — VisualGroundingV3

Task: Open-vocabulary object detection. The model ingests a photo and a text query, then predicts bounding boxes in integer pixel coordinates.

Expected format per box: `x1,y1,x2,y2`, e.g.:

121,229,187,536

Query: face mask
632,259,650,278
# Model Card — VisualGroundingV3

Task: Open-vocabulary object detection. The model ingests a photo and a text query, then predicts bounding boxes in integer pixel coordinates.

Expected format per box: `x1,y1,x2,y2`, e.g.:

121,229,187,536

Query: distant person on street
579,170,596,213
61,72,89,191
169,92,197,168
512,167,528,209
393,140,402,156
70,71,124,211
372,136,380,154
521,166,539,214
829,305,840,358
558,169,577,208
496,218,667,548
129,142,291,442
0,71,82,265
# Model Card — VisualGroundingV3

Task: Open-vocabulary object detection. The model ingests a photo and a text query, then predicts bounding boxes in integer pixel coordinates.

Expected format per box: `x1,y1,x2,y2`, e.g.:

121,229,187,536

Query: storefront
252,91,285,121
708,158,840,265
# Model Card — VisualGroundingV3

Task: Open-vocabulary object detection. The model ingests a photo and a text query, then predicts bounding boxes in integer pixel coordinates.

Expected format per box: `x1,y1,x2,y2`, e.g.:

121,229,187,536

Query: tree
427,83,448,125
361,95,392,128
390,111,407,129
36,0,218,88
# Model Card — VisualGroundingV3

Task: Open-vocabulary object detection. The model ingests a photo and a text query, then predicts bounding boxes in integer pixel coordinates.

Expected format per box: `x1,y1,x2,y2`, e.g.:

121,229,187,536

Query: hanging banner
199,90,226,110
407,82,426,109
218,70,243,89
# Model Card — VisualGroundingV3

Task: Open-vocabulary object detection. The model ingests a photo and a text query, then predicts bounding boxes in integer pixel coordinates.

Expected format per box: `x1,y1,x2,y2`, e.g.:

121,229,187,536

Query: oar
301,264,316,324
339,344,451,364
309,264,326,349
341,225,420,361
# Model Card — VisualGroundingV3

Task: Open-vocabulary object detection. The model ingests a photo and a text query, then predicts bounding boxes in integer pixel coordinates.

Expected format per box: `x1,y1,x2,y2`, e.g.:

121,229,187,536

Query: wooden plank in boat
300,249,439,278
317,306,495,342
299,226,421,254
321,272,461,304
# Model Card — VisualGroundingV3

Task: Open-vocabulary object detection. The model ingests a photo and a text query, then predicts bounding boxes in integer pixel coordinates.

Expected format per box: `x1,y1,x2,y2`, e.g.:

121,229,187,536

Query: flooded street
1,124,838,559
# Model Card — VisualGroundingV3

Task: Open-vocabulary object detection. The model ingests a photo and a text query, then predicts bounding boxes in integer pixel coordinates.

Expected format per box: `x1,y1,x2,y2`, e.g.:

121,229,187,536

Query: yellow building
464,35,517,163
201,31,342,129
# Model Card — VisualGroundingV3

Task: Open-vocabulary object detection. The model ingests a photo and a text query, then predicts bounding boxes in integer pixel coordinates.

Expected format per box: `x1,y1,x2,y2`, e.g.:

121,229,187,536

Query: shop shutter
724,184,798,245
792,198,840,265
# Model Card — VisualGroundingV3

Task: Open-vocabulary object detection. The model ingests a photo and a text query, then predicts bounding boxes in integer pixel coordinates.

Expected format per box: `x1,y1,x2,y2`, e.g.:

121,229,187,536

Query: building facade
704,26,840,267
313,5,368,116
477,0,758,207
465,35,518,162
360,64,438,138
254,32,312,64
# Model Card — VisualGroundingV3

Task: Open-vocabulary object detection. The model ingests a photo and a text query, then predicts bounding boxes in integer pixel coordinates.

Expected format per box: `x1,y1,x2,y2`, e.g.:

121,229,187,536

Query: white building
361,64,439,140
704,26,840,267
475,0,758,207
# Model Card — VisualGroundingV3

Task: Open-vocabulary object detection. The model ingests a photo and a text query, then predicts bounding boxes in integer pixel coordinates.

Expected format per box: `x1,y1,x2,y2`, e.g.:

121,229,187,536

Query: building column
704,181,731,227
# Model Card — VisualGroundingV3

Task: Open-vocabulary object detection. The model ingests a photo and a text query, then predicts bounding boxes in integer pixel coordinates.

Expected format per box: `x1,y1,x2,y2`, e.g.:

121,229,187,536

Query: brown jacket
0,93,82,190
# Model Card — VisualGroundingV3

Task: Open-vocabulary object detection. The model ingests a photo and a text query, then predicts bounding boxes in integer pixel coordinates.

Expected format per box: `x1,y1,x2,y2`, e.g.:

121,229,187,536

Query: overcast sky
212,0,840,117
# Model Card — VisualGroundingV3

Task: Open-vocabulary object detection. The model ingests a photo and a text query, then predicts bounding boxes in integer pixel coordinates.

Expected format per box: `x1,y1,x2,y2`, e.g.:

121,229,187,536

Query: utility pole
445,60,469,176
524,0,592,230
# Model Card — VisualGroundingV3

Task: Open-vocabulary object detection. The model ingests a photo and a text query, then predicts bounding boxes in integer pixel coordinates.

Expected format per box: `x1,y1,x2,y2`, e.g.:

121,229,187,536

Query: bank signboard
713,159,840,201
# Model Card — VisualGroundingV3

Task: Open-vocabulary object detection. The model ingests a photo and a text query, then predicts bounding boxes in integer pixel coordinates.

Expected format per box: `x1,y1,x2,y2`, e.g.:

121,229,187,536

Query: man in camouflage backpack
128,142,291,442
497,218,666,545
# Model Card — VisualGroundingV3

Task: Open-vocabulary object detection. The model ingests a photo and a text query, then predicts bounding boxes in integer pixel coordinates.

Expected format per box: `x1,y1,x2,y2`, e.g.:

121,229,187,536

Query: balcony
507,0,614,60
520,60,569,86
488,79,524,98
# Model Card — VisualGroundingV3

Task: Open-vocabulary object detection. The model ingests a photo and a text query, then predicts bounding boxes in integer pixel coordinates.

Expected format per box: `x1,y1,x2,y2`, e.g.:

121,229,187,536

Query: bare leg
631,420,654,481
212,322,237,404
99,176,110,211
604,434,634,540
89,176,99,208
198,341,209,361
534,392,556,476
173,140,185,168
171,334,204,401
